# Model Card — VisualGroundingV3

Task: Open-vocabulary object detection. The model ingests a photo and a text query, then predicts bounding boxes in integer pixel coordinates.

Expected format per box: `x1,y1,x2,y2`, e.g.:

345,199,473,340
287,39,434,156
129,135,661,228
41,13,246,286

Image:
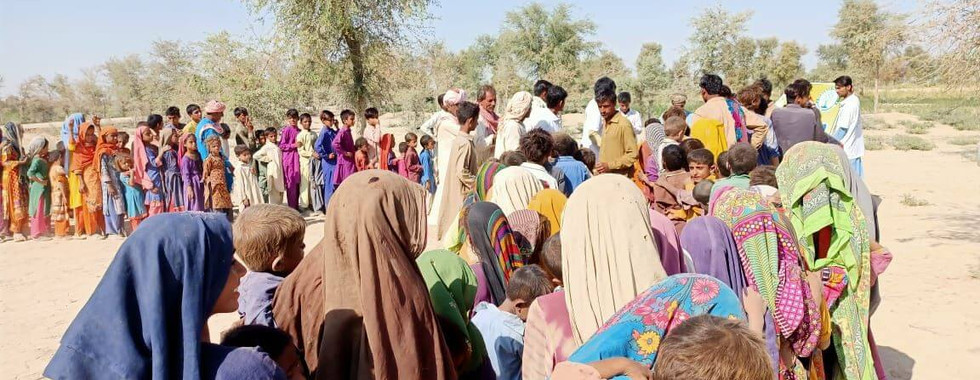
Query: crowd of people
11,72,891,379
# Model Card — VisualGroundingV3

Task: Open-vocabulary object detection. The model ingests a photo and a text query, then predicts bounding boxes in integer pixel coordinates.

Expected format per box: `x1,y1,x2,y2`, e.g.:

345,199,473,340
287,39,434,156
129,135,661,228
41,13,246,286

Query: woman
489,166,543,215
1,122,27,241
273,170,455,378
463,201,525,306
24,137,51,239
507,209,544,261
441,161,506,253
680,216,747,295
526,188,566,237
493,91,533,159
522,175,667,380
95,127,124,237
776,141,877,379
649,209,687,275
44,213,284,379
70,122,104,238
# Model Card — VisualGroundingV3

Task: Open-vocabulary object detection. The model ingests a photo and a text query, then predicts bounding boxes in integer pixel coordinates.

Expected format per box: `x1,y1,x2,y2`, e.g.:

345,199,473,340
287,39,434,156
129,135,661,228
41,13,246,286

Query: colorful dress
296,128,316,210
203,154,232,211
161,149,184,212
331,127,355,187
1,144,27,236
419,148,435,194
27,156,50,237
100,154,125,235
180,154,204,212
120,172,146,219
143,147,164,216
279,124,300,209
48,163,71,236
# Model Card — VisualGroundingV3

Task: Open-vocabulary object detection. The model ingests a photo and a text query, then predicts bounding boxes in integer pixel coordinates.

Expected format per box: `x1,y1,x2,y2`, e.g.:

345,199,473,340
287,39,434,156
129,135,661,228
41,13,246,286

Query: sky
0,0,915,96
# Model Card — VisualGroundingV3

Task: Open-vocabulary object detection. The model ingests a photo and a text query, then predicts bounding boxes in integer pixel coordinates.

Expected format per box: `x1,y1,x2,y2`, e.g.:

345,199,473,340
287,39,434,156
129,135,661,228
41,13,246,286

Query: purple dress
331,127,356,187
279,125,300,209
181,155,204,212
162,149,184,211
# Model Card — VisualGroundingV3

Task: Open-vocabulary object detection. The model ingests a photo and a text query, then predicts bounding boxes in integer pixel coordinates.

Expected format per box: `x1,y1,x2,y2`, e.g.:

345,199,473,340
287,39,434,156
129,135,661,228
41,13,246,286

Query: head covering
503,91,534,121
44,213,234,379
313,170,455,379
442,162,509,254
61,113,84,166
463,202,525,306
2,121,23,154
527,189,567,237
159,126,179,148
69,122,97,172
562,174,668,344
831,145,878,241
644,122,666,155
93,127,120,176
490,166,544,215
204,100,226,114
178,133,196,159
416,250,488,375
680,216,747,296
507,209,543,259
567,274,745,367
443,89,467,106
476,161,505,201
131,126,157,189
379,133,395,170
670,93,687,106
648,209,686,275
23,136,48,160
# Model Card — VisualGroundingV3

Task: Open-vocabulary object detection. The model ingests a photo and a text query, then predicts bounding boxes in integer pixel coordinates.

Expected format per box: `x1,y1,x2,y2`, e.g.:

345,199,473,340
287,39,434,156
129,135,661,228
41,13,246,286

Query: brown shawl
273,170,456,379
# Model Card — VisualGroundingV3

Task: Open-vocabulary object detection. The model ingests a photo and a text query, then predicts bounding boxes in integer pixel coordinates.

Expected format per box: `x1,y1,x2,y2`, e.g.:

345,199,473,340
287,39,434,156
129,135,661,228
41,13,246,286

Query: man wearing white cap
428,89,465,225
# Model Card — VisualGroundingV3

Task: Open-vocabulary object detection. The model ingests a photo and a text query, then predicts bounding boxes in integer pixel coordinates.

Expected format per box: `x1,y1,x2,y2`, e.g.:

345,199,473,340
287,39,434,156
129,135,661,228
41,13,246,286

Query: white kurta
427,114,461,226
835,95,864,159
580,99,603,154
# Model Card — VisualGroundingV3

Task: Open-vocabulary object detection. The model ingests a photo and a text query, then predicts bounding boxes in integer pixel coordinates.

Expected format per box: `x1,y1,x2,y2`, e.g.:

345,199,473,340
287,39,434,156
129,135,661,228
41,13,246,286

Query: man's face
835,84,852,98
700,88,709,102
689,162,713,183
480,92,497,112
237,114,248,124
598,99,617,121
619,101,630,113
209,112,224,123
167,114,181,126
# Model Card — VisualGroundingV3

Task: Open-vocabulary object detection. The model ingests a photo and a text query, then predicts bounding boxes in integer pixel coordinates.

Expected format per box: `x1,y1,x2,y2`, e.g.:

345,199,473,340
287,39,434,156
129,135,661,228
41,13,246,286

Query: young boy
596,89,637,176
653,145,697,230
220,324,307,379
363,107,382,165
716,151,731,179
253,128,285,205
233,204,306,327
618,91,643,139
296,113,316,211
472,265,553,380
232,144,264,211
539,234,563,290
254,129,269,202
315,110,339,209
710,143,757,200
693,179,714,210
418,134,436,196
658,116,687,164
651,315,773,380
518,129,559,189
332,110,357,187
578,148,596,174
687,148,716,185
679,138,705,157
552,132,591,196
280,109,301,210
354,137,370,172
402,132,422,183
435,101,480,237
749,165,779,202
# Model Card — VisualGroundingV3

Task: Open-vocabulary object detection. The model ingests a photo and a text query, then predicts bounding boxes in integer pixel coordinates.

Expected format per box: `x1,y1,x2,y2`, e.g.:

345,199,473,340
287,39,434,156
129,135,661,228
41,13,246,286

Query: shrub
891,135,935,151
865,135,887,150
900,193,930,207
949,136,980,146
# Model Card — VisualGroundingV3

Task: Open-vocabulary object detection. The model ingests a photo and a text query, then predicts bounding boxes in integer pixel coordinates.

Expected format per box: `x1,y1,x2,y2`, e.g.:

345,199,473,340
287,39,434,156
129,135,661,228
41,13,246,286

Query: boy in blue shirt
551,132,592,196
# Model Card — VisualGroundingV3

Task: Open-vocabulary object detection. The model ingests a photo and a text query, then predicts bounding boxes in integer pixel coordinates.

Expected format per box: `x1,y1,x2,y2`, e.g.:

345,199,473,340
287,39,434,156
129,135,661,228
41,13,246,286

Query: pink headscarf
443,89,466,106
131,126,158,189
204,100,226,114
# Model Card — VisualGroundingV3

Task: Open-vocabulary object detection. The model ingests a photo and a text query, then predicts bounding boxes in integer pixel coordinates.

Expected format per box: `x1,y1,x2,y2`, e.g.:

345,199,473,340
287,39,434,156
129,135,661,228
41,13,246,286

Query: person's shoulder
201,344,285,380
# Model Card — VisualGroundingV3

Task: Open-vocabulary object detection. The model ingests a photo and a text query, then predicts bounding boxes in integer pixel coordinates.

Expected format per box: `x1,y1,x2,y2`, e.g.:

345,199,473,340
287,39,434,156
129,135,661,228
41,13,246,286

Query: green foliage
891,134,935,151
865,135,887,150
898,120,934,134
949,136,980,146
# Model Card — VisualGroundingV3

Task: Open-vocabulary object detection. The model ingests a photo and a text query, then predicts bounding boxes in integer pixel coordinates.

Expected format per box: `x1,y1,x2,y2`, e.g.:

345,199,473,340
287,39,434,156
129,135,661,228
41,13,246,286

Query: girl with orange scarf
70,122,105,239
2,122,28,241
95,127,124,237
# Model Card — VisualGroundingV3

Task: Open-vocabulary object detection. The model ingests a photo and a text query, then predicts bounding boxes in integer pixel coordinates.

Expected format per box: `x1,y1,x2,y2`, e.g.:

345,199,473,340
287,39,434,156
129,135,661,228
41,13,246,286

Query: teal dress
120,172,146,218
27,157,50,217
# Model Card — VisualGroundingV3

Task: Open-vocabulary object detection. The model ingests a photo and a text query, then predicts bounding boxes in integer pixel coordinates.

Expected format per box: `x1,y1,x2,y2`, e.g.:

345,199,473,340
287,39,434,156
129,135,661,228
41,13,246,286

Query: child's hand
743,287,766,334
109,186,118,197
188,191,195,203
313,152,320,159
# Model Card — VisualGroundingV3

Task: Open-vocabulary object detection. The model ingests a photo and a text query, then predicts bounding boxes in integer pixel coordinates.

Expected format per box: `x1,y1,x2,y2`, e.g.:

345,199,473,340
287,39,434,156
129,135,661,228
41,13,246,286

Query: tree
497,3,598,81
921,0,979,84
771,41,807,88
829,0,907,111
633,42,669,116
686,6,752,77
103,55,149,118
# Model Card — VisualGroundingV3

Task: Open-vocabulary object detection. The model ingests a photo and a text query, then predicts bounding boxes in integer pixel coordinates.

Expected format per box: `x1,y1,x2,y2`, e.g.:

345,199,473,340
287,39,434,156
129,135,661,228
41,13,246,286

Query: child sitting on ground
687,148,716,185
472,265,554,380
710,142,757,200
234,204,306,327
354,137,370,172
253,128,285,205
220,324,307,379
203,136,233,220
653,145,697,230
232,144,264,211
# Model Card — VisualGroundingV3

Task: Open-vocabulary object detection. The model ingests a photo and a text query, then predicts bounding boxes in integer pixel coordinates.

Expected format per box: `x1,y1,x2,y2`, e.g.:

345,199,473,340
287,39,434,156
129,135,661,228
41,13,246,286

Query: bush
903,121,934,135
891,135,935,151
920,108,980,131
949,136,980,146
900,193,930,207
865,135,887,150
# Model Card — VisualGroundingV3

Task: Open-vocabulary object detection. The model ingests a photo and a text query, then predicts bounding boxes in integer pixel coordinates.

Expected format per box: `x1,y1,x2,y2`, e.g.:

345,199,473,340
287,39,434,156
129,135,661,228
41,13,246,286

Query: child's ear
551,278,562,289
270,254,286,273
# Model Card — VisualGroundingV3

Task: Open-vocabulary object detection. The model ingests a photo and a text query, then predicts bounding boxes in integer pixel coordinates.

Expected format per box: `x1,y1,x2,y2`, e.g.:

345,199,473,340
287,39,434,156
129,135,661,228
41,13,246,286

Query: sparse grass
862,117,893,130
891,135,935,151
920,108,980,131
899,120,934,135
949,136,980,146
900,193,930,207
865,135,887,150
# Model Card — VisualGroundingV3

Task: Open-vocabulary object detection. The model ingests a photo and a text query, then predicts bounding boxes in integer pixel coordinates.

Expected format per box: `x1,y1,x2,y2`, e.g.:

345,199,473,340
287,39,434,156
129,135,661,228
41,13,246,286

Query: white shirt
525,107,562,133
520,162,558,189
532,96,547,109
494,119,525,159
835,94,864,159
621,109,644,138
580,99,602,154
420,110,449,137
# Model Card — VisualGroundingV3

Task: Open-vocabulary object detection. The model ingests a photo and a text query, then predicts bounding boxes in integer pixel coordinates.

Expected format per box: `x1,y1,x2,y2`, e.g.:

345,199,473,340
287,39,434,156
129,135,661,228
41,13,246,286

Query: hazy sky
0,0,915,95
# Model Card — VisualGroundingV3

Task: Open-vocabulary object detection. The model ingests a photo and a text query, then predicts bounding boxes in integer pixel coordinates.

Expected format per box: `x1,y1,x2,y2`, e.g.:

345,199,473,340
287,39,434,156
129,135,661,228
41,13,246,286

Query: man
526,85,566,133
476,85,499,162
580,77,616,154
832,75,865,177
420,94,448,137
753,78,774,118
661,93,693,124
165,106,184,130
771,82,830,155
232,107,256,151
429,89,466,226
183,104,203,135
618,91,643,139
531,79,552,109
595,88,637,176
195,100,226,160
436,101,480,236
691,74,741,148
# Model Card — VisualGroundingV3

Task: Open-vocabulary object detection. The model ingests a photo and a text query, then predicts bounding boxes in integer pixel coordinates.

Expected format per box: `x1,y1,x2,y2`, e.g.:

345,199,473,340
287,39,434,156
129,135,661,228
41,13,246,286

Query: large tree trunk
343,29,368,134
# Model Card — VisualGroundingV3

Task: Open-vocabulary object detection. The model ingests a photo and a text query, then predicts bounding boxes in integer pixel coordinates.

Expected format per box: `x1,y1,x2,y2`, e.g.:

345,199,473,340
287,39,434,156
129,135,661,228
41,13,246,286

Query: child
552,132,591,196
232,144,264,211
500,150,527,166
117,152,147,230
48,147,71,239
354,137,370,172
658,116,686,167
710,142,757,200
203,136,233,220
749,165,779,201
618,91,643,138
679,138,705,157
539,233,563,290
254,129,269,202
95,129,124,238
25,137,51,240
279,109,301,210
395,142,409,179
577,147,596,174
716,151,731,179
687,148,716,185
652,315,773,380
363,107,382,165
296,113,316,211
331,110,357,188
418,134,436,200
314,110,338,209
179,134,205,212
253,128,285,205
157,128,184,212
220,325,307,379
471,265,553,380
132,125,165,216
692,179,714,210
233,204,306,327
653,145,697,231
402,132,423,183
116,131,131,155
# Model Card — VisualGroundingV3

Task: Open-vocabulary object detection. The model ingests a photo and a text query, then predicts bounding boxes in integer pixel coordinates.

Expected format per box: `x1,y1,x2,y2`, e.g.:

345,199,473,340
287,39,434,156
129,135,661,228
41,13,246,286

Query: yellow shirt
183,120,199,136
598,113,637,175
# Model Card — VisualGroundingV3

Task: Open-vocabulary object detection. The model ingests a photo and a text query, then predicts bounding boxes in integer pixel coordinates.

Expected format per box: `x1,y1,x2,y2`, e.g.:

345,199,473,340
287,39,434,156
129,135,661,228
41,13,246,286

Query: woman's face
106,133,119,145
184,138,196,151
212,260,245,315
83,128,98,146
141,128,156,143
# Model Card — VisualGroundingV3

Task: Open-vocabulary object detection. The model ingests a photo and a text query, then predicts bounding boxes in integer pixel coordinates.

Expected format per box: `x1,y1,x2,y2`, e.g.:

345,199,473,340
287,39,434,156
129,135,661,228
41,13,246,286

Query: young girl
117,152,147,230
1,122,27,241
157,128,184,212
179,134,204,212
71,122,104,239
132,126,164,216
48,147,71,238
203,136,233,220
25,137,51,240
95,128,124,238
354,137,369,172
296,113,316,211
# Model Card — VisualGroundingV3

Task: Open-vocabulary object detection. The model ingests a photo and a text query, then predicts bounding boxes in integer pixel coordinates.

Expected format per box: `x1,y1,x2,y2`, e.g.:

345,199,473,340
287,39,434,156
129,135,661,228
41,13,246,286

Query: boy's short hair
220,324,295,361
727,143,758,176
519,129,554,164
540,233,562,282
693,180,714,205
546,86,568,109
716,151,731,177
533,80,553,97
166,106,181,117
186,104,201,115
664,116,687,137
662,106,687,122
364,107,379,119
404,132,418,143
233,107,248,118
264,127,277,137
420,134,433,147
505,265,553,302
687,148,714,166
354,137,368,149
652,315,773,380
234,204,306,272
456,102,480,125
553,132,578,157
578,148,596,171
340,109,355,120
617,91,631,104
500,150,527,166
749,165,777,188
595,88,617,104
662,145,687,172
286,108,299,120
234,144,251,157
320,109,334,120
299,113,311,122
398,141,408,154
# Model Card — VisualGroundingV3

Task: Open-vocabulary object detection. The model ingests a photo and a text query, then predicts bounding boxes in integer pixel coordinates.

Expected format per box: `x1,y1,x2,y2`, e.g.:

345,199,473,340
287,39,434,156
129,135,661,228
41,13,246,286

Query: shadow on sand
879,345,915,380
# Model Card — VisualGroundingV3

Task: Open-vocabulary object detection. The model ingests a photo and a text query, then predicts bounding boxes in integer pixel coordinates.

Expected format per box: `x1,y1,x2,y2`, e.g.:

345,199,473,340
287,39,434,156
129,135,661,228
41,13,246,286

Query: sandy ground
2,113,979,379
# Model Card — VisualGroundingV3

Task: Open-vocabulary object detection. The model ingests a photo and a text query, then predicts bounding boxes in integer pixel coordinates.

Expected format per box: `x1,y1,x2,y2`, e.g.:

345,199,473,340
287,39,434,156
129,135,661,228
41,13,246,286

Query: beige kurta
231,157,264,209
436,134,477,237
427,114,460,226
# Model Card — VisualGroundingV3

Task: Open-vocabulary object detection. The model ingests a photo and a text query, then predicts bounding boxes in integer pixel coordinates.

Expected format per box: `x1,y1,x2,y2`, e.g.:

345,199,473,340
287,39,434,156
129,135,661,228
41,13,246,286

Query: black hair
398,141,408,154
618,91,632,103
717,151,732,177
540,233,562,282
364,107,379,119
284,108,298,119
220,324,293,360
755,78,773,96
320,110,334,120
500,150,527,166
233,107,249,118
299,113,311,122
595,88,617,104
420,134,434,148
593,77,616,98
785,84,802,101
687,148,715,166
405,132,418,143
340,109,355,121
117,131,129,143
436,94,445,108
147,114,164,129
477,85,496,101
699,74,724,95
520,129,555,164
719,85,733,98
553,132,578,157
834,75,853,87
165,106,180,117
456,102,480,125
505,265,553,302
662,144,688,171
186,104,201,115
578,148,596,171
749,165,778,188
233,144,251,156
264,127,277,137
355,137,368,149
679,138,705,157
546,86,568,109
727,143,758,175
533,80,553,97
